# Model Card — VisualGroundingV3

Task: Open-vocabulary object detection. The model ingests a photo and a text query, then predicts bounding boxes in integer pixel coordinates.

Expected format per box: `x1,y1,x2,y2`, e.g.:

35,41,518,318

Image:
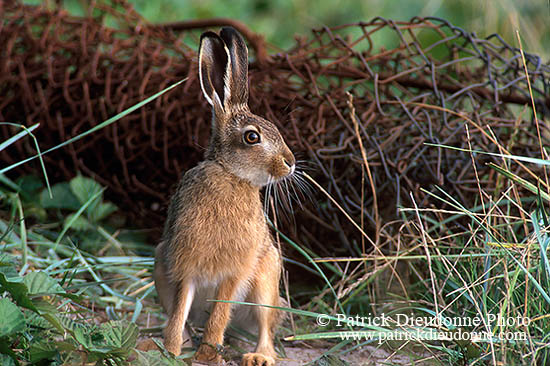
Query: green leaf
22,272,80,304
40,182,81,210
73,321,138,359
63,213,92,231
31,299,59,315
69,175,103,212
90,202,117,222
16,175,43,199
0,221,20,245
0,298,25,337
0,264,19,279
23,271,66,296
59,316,84,334
315,355,350,366
0,353,16,366
55,189,104,246
0,348,18,366
0,272,66,333
24,312,52,329
41,312,66,334
101,320,139,354
73,323,102,351
28,341,58,363
133,350,186,366
0,272,38,313
51,340,77,353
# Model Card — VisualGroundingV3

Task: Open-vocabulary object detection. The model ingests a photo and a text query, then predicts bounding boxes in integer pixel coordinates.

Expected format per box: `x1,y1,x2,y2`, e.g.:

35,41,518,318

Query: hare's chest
192,210,267,277
170,165,268,279
174,197,267,279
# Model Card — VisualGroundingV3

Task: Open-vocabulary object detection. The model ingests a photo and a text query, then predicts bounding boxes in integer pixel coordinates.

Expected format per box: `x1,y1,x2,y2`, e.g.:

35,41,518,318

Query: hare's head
199,27,295,187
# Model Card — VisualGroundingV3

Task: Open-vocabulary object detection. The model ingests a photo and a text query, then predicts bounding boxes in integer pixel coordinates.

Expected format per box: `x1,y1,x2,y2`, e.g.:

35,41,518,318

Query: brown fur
154,27,294,366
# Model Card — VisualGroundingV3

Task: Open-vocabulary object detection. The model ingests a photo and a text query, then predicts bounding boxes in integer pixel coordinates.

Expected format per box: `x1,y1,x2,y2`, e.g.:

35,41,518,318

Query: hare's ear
199,31,230,115
220,27,249,108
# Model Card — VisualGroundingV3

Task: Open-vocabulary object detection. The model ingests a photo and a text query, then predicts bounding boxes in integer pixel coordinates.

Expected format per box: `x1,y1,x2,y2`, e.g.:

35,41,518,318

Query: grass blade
0,78,187,175
0,123,40,152
488,163,550,202
425,186,550,306
426,143,550,166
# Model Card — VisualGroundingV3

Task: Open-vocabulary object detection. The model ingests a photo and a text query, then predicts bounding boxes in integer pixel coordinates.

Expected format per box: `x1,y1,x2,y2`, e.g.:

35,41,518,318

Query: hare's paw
242,353,275,366
194,343,223,364
164,336,183,356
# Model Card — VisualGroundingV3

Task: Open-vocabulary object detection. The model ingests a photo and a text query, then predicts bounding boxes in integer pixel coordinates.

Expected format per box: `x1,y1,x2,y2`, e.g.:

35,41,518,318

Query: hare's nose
282,157,295,174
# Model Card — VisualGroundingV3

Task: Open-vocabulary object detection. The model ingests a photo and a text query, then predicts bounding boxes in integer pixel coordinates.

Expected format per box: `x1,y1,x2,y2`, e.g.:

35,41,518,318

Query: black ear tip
220,26,238,36
200,31,223,44
220,26,246,46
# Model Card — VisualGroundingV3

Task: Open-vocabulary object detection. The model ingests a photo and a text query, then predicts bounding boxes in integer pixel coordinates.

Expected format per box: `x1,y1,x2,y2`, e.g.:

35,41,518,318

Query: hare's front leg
195,276,244,363
243,245,282,366
163,280,195,356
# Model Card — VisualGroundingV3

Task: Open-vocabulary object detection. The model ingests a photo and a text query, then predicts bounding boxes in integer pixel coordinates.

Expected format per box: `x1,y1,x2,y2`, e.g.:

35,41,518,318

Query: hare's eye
243,130,261,145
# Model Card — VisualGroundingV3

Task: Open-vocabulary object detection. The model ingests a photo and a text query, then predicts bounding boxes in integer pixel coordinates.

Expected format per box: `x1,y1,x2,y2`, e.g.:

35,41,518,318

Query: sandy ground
138,337,430,365
277,345,415,365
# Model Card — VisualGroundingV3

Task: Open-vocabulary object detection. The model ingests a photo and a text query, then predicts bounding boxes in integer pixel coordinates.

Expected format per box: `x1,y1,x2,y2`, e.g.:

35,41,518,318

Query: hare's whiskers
265,166,315,221
287,173,304,209
283,178,294,215
294,170,314,199
265,176,274,215
274,180,279,215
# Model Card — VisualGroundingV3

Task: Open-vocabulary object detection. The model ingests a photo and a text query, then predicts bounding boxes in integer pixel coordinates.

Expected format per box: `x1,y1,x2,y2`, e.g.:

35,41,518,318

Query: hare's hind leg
242,245,282,366
163,280,195,356
154,243,195,356
154,243,175,315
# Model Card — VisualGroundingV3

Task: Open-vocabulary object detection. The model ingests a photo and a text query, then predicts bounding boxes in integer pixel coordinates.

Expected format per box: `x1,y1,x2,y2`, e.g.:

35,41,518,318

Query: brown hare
154,27,295,366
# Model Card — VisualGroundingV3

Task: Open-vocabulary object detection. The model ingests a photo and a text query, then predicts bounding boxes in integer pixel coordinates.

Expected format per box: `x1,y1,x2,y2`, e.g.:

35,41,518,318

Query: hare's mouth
269,160,295,181
233,163,295,188
266,167,295,186
273,168,294,182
